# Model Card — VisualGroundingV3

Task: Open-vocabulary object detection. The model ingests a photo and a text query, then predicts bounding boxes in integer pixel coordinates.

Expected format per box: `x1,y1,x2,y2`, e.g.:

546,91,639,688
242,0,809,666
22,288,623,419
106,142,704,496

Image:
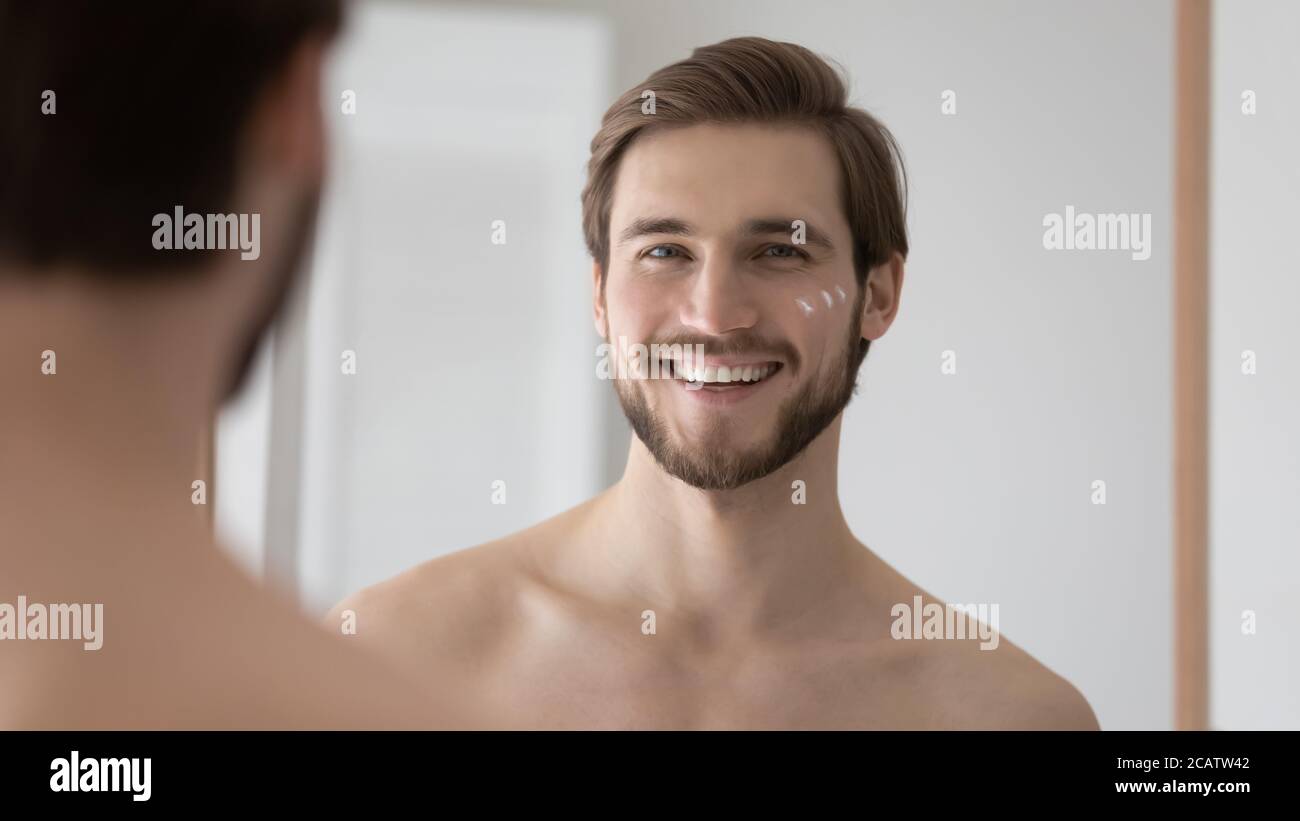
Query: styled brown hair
0,0,342,276
580,36,909,362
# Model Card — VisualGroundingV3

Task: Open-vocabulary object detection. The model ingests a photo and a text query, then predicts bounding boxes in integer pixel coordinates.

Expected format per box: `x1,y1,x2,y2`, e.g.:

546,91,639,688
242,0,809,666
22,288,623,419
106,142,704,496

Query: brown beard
612,284,866,490
222,186,322,401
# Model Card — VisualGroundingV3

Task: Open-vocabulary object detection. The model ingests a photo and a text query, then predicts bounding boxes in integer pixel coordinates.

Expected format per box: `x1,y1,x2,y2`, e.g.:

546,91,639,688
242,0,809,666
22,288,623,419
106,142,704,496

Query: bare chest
462,637,973,730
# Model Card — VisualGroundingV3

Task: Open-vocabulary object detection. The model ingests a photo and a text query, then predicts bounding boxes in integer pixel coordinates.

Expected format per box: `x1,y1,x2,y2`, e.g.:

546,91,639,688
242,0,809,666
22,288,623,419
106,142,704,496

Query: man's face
599,122,866,490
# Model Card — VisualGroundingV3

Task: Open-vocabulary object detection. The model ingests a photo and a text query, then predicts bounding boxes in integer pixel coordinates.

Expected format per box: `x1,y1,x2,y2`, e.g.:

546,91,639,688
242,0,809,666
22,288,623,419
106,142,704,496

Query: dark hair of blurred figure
0,0,342,272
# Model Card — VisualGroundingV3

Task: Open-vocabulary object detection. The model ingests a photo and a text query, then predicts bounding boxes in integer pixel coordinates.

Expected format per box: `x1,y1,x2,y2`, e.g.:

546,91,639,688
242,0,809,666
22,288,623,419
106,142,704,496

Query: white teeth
674,362,776,384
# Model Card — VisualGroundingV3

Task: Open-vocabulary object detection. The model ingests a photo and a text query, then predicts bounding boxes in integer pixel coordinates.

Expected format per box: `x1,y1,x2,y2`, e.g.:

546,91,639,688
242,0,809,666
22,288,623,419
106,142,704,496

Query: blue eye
646,245,682,259
764,244,806,259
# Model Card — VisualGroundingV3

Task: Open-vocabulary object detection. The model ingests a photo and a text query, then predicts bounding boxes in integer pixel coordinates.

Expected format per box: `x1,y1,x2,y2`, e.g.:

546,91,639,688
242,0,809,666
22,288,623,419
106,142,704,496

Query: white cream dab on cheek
835,285,847,303
820,289,834,308
795,297,815,317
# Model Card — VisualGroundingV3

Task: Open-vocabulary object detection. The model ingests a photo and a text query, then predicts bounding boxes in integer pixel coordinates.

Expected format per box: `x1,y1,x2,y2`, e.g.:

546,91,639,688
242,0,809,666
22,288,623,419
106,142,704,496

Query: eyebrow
617,216,835,251
618,217,692,245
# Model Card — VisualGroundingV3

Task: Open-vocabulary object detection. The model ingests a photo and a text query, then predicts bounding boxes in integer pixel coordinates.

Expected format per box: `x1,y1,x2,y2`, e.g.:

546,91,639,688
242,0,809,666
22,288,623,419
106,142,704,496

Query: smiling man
332,36,1099,730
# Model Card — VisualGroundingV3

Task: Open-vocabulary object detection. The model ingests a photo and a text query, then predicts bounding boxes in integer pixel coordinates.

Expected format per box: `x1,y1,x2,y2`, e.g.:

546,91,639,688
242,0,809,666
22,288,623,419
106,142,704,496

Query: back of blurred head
0,0,343,399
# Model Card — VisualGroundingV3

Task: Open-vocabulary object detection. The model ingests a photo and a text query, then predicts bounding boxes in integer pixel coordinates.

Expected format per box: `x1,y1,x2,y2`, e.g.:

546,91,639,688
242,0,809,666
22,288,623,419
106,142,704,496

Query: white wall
214,329,273,580
293,2,612,614
1209,0,1300,730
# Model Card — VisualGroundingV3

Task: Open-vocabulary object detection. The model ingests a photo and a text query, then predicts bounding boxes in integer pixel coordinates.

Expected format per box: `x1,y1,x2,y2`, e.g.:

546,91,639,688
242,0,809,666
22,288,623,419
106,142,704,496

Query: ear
591,259,609,338
245,32,331,182
860,251,906,343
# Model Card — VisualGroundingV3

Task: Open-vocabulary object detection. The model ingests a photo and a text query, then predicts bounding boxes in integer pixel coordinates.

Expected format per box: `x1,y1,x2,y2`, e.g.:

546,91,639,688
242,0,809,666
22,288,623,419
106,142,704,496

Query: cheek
791,283,851,319
772,280,850,341
782,301,855,377
800,329,838,376
607,275,678,334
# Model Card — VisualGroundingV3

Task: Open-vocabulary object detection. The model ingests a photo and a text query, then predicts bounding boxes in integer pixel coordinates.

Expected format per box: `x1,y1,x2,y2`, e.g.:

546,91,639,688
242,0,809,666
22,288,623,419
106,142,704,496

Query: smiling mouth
666,359,783,388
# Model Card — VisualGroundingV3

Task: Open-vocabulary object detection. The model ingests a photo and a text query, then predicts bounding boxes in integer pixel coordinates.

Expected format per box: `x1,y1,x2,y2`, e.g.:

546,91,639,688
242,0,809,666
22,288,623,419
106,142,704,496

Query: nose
678,254,759,335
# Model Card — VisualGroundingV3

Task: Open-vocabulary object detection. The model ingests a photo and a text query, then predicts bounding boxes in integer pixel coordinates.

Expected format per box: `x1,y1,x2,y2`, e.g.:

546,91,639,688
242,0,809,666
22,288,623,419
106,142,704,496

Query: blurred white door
219,1,612,614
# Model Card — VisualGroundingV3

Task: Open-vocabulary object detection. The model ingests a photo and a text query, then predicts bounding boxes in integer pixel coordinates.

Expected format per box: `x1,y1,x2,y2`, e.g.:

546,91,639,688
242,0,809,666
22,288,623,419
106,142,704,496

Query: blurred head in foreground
0,0,343,401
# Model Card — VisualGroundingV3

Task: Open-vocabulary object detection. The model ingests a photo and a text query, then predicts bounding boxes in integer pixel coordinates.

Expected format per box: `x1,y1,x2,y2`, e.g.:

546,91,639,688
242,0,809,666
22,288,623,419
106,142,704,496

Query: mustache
641,330,800,368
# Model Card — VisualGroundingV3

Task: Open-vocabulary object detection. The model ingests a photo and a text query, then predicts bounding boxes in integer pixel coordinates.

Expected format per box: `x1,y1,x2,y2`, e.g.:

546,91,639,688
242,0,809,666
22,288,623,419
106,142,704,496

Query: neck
0,272,220,569
587,415,866,639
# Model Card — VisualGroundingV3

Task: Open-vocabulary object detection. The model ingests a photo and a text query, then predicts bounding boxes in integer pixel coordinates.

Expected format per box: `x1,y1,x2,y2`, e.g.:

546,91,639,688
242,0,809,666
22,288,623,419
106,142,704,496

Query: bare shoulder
915,626,1100,730
324,499,593,660
1012,662,1100,730
325,537,518,661
862,554,1099,730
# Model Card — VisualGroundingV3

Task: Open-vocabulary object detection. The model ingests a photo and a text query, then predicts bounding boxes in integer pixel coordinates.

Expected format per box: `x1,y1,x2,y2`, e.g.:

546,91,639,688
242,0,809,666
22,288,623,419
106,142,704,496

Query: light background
1208,0,1300,731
